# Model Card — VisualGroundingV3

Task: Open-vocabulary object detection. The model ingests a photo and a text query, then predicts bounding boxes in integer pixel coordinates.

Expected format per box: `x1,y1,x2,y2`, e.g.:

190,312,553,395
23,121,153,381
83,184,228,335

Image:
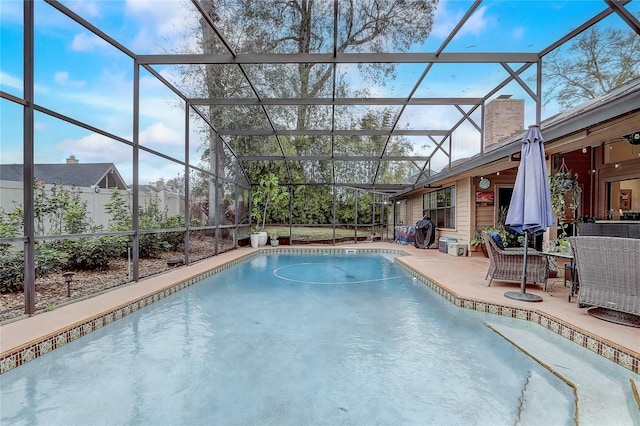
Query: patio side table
542,251,576,301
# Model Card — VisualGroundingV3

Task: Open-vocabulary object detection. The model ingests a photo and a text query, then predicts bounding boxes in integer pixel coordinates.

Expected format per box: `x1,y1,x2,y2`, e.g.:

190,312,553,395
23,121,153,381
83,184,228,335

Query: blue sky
1,0,638,184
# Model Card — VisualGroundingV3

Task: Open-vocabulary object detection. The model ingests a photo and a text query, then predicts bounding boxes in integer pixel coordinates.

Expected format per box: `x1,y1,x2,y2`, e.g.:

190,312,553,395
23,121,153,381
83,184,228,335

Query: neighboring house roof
0,163,128,190
131,184,159,193
128,184,181,196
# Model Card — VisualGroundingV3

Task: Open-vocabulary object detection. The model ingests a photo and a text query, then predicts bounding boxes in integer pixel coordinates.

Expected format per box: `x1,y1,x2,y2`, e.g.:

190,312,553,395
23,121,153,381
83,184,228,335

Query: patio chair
482,232,550,288
569,236,640,317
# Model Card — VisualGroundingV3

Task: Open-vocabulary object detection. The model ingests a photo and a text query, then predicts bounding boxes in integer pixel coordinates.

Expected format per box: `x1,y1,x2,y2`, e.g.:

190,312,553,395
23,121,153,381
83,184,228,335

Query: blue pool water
1,252,576,425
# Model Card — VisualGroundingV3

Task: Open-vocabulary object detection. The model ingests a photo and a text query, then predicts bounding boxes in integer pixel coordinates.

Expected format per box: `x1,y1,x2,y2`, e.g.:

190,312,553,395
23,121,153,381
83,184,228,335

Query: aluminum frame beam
219,129,449,136
189,97,484,106
138,52,540,65
237,156,430,161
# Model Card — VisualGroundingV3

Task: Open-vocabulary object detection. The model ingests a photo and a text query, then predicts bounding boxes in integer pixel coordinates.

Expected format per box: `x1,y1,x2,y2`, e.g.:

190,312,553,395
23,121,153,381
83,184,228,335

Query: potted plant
549,167,578,239
469,228,486,255
547,236,570,254
251,172,289,246
470,226,511,257
250,223,261,248
269,229,279,247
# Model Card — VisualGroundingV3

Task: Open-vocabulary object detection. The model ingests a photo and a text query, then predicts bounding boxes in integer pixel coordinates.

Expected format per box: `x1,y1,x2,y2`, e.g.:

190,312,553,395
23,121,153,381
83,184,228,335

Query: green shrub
53,236,127,271
106,189,186,258
0,253,25,292
34,181,96,235
138,216,171,258
0,244,69,293
36,244,69,276
161,215,186,251
70,237,127,270
0,207,23,256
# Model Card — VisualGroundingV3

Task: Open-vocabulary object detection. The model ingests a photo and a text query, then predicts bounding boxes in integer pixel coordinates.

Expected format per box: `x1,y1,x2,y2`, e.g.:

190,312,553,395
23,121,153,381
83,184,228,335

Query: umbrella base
504,291,543,302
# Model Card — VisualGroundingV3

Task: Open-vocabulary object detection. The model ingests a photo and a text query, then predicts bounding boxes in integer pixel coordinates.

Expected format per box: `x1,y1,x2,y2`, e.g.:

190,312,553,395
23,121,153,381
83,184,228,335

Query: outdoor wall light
615,163,620,168
582,147,588,153
624,131,640,145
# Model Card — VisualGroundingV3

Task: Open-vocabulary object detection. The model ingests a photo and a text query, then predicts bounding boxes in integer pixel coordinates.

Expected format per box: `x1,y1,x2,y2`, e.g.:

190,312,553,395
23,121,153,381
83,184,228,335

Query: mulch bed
0,239,231,324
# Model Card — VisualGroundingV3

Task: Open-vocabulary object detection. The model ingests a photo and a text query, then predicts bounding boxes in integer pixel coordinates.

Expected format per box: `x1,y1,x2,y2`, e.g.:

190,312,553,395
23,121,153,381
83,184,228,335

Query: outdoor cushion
488,231,504,250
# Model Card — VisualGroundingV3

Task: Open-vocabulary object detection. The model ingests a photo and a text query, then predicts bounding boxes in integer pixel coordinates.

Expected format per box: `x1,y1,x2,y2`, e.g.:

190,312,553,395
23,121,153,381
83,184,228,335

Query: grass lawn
265,226,371,240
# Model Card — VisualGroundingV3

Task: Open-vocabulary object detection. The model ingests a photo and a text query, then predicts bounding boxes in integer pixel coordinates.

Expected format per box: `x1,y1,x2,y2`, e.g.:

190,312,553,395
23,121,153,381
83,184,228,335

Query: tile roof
0,163,118,188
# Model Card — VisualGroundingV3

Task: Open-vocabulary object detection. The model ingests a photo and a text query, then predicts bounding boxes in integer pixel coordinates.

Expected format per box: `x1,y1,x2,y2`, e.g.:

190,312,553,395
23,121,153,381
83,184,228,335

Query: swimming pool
0,252,632,424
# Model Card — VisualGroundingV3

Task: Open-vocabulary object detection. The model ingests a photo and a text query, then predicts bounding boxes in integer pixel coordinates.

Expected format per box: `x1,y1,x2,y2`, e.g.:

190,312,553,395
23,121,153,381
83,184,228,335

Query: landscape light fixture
63,271,76,297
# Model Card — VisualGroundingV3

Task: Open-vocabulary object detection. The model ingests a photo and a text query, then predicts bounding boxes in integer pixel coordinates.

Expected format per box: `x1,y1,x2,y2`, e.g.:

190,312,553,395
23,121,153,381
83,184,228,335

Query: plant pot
278,236,290,245
250,233,260,248
270,239,279,247
258,231,268,246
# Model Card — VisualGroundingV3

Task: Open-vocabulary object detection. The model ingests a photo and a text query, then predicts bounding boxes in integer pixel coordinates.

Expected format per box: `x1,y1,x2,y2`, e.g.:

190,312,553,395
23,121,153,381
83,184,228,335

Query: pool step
516,370,574,425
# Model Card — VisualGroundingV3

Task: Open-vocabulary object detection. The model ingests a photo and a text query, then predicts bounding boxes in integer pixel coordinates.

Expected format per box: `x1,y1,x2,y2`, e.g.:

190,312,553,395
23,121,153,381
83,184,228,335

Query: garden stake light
63,272,75,297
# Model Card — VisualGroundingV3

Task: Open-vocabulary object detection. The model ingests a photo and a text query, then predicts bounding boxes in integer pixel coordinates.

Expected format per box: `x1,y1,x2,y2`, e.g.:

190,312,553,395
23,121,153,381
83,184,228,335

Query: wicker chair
482,232,550,288
569,236,640,316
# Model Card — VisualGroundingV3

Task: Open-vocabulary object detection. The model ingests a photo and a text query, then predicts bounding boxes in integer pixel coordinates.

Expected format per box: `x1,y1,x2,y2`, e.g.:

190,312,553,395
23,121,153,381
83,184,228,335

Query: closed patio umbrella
505,125,555,302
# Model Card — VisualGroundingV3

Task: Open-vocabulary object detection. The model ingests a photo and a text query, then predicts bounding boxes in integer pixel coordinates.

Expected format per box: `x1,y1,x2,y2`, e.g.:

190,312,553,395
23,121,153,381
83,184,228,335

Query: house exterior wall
402,178,473,250
411,194,424,225
394,199,413,226
436,179,471,246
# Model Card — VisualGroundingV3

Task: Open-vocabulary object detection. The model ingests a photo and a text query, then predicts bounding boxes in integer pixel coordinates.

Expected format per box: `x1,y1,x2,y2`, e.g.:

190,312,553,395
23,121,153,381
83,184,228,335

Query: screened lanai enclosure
1,0,639,316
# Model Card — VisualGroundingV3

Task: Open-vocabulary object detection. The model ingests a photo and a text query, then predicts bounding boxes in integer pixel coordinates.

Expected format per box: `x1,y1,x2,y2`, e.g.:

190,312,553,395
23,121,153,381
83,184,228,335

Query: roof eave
395,83,640,197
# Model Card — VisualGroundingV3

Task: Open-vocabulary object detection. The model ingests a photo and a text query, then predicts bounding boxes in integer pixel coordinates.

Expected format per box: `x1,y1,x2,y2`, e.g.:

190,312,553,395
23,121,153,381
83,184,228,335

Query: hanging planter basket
560,179,574,190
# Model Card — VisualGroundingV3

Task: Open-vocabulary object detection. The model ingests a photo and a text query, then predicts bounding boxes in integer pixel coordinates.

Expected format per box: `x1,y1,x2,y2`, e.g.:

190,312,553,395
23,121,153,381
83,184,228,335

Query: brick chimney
66,155,79,164
484,96,524,149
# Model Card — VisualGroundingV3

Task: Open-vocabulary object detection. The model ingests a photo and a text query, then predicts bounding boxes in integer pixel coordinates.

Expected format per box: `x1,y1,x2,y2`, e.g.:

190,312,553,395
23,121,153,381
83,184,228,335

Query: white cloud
55,133,131,164
54,71,86,88
431,2,489,39
139,73,167,91
1,71,50,96
69,1,100,19
0,2,22,24
512,27,524,40
62,90,132,117
0,71,22,90
460,6,489,37
139,122,183,147
54,122,184,157
71,32,111,51
124,0,199,53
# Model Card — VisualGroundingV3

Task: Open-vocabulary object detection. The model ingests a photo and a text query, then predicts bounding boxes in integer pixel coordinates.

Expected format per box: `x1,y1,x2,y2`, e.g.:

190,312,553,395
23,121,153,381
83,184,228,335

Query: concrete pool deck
1,242,638,378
